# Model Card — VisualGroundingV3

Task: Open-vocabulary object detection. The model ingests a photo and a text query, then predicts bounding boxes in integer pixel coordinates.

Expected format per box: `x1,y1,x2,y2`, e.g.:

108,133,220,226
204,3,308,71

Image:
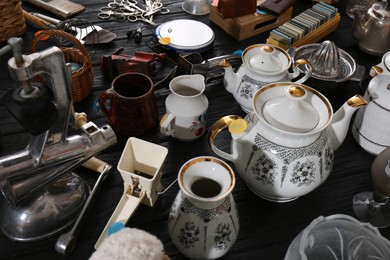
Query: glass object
285,214,390,260
353,146,390,227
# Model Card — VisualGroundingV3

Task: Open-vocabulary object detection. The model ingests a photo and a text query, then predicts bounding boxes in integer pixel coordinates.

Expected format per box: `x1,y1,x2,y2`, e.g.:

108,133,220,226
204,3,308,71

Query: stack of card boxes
266,2,340,49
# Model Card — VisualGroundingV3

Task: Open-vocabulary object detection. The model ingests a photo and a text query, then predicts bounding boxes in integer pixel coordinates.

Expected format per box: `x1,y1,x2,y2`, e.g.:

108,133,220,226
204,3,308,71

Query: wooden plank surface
0,1,388,260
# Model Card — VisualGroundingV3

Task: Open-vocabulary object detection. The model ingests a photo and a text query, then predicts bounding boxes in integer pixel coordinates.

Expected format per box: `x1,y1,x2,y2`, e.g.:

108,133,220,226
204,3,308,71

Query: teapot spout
219,59,238,94
328,95,367,151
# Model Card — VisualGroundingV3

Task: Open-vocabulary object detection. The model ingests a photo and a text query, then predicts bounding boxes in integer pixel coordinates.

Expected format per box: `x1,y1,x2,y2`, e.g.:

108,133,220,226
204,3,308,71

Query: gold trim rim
178,156,236,201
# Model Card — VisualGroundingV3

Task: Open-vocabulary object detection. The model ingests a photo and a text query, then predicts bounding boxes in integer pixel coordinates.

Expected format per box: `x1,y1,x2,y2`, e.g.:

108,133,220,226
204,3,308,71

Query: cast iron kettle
352,0,390,56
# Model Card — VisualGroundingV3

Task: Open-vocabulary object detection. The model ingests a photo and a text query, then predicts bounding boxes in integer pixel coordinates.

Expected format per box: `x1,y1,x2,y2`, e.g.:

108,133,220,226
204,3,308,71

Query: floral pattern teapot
220,44,313,112
208,82,367,202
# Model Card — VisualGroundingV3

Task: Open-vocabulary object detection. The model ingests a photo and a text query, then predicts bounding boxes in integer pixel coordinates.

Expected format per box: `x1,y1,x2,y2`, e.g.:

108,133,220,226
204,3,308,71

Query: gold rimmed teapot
208,82,367,202
220,44,313,112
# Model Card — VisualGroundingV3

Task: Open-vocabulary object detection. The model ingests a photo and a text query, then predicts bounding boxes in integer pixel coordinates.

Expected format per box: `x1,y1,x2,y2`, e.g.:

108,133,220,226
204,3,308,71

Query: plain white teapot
220,44,313,112
352,51,390,155
208,82,367,202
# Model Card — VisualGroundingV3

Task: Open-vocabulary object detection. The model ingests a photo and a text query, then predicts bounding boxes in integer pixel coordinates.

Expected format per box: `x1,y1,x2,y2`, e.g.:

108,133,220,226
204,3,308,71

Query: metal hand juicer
0,38,117,241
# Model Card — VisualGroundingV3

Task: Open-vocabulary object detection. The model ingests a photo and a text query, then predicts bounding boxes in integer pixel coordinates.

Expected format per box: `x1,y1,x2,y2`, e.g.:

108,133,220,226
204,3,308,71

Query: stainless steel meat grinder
0,38,116,241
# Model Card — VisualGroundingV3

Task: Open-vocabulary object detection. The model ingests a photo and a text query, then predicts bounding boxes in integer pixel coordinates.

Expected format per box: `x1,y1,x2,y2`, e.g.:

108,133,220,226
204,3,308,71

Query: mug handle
160,113,176,136
99,89,115,117
290,59,313,84
207,115,245,162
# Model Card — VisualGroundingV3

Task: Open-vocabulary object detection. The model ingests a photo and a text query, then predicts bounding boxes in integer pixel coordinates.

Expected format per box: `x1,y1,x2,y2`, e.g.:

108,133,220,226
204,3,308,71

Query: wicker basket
0,0,26,42
30,30,93,103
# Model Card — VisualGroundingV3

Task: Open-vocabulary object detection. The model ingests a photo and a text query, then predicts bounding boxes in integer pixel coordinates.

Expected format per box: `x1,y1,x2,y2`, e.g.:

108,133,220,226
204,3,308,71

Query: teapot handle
290,59,313,84
207,115,245,163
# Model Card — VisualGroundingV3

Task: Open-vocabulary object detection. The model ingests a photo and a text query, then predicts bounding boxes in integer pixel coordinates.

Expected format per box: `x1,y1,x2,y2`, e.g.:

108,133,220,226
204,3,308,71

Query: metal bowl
0,172,89,242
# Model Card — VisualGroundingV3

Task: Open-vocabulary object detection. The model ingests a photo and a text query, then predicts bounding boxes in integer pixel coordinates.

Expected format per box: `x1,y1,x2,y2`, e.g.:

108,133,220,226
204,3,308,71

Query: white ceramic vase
168,156,239,259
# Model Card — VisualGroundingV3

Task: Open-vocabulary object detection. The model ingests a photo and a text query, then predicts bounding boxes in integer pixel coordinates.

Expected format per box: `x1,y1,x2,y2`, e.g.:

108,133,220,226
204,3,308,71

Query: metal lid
262,85,319,133
372,1,390,20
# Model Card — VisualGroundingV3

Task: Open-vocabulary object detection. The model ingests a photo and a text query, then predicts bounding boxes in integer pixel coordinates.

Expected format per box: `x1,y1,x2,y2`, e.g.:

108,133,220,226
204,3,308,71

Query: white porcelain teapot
220,44,313,112
208,82,367,202
352,51,390,154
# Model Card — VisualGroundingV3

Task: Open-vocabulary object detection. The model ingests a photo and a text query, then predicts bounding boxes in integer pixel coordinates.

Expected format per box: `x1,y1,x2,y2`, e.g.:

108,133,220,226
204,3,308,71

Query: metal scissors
98,6,132,21
108,0,137,8
143,0,169,17
127,13,157,26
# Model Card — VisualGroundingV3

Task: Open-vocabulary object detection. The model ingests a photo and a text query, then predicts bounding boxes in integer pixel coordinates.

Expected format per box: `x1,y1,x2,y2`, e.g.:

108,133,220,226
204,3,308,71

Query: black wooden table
0,1,388,259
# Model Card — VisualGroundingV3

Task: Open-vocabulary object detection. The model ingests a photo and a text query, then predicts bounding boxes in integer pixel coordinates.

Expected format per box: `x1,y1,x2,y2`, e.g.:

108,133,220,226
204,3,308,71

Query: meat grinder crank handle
55,157,113,255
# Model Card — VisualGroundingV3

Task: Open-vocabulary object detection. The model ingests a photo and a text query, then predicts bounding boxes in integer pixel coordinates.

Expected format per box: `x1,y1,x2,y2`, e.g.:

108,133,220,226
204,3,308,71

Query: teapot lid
262,85,319,133
243,45,290,73
372,1,390,20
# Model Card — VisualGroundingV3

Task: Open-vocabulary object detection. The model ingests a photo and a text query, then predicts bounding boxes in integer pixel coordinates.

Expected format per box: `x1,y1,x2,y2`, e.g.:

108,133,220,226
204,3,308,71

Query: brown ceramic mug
99,72,159,136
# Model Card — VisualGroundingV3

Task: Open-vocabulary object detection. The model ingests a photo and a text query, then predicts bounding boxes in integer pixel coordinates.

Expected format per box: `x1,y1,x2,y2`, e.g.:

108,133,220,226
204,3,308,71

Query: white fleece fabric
90,228,165,260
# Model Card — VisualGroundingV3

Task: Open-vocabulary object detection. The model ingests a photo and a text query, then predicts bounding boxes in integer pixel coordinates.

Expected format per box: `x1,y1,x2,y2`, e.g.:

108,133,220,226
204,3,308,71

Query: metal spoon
55,157,113,255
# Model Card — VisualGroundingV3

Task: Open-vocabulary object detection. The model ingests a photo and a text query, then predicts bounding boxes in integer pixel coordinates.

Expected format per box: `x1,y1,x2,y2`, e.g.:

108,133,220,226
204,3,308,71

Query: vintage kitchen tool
100,49,166,81
352,51,390,155
153,52,242,91
94,137,168,249
155,19,215,53
352,0,390,56
55,157,114,255
285,214,390,259
22,11,116,45
220,43,313,112
353,147,390,228
289,41,366,90
0,37,116,241
208,82,367,202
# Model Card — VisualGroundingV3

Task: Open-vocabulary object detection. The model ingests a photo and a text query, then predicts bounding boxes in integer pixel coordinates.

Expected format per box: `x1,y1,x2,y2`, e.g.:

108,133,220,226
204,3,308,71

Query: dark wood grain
0,1,388,259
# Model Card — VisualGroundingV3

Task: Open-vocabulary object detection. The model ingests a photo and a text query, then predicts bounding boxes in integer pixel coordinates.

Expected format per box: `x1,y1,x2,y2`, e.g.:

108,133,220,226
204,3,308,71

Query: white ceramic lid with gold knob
254,82,333,134
242,44,291,74
262,85,319,133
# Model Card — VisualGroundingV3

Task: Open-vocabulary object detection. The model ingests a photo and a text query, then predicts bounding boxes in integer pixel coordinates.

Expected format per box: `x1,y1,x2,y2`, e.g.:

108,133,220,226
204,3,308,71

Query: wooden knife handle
22,10,55,29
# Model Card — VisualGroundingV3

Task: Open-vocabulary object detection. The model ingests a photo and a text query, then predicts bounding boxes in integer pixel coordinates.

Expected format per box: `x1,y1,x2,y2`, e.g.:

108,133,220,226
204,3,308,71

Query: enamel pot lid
242,44,291,74
253,82,333,134
155,19,214,52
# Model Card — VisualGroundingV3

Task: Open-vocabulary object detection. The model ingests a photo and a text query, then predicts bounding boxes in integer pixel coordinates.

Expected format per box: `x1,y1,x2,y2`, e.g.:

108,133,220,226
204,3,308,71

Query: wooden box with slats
209,5,293,41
